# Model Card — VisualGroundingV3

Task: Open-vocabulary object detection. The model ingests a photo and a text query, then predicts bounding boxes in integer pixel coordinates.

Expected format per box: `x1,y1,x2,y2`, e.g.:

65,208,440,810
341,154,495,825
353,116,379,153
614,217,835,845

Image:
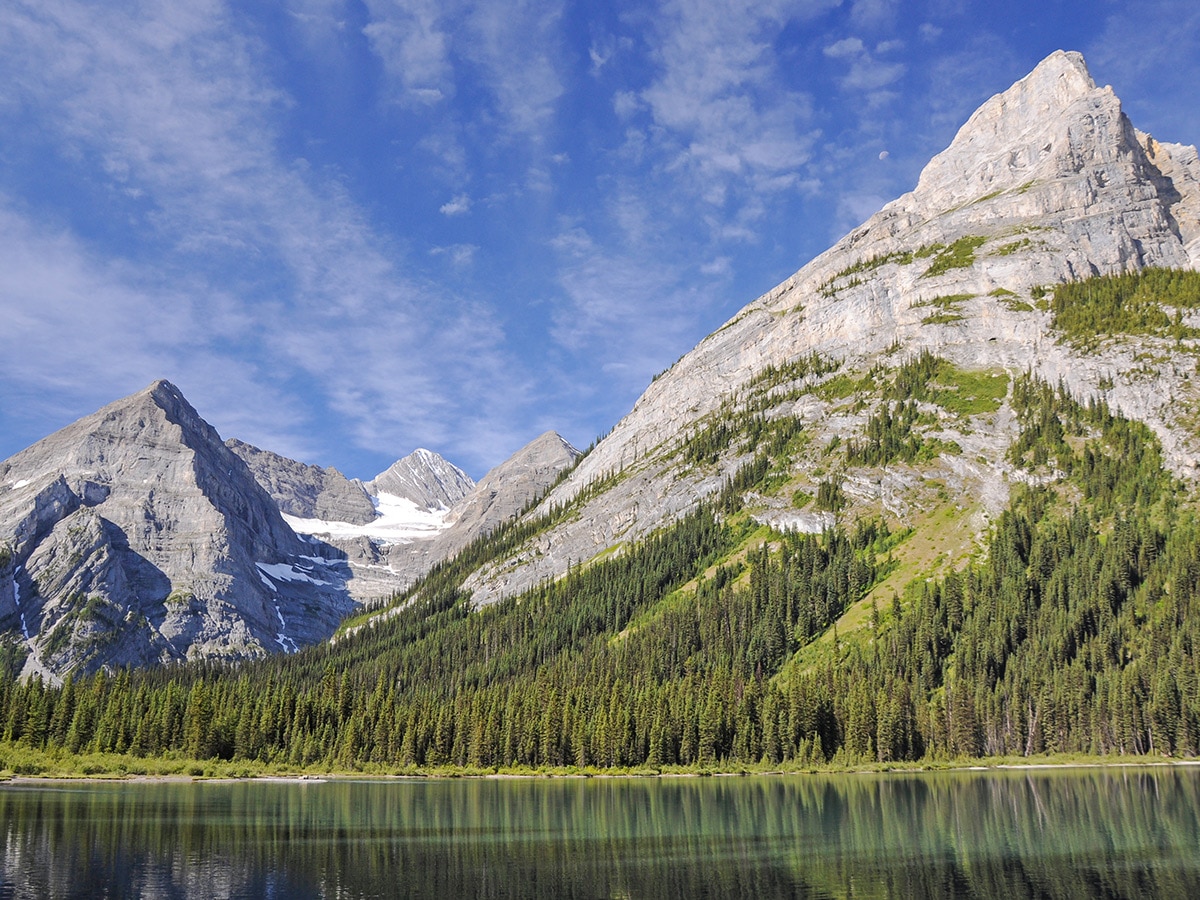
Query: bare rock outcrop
0,380,356,678
226,438,376,525
461,50,1200,607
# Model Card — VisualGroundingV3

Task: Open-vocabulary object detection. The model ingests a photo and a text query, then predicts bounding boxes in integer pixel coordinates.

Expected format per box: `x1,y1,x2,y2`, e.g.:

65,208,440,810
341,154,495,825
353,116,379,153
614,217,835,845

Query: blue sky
2,0,1198,479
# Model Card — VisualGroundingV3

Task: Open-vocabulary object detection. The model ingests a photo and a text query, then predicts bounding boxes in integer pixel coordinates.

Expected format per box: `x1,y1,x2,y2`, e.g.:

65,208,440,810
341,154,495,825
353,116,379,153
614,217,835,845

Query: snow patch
256,566,303,654
255,561,335,586
272,600,299,654
12,568,29,641
283,492,454,544
11,479,31,489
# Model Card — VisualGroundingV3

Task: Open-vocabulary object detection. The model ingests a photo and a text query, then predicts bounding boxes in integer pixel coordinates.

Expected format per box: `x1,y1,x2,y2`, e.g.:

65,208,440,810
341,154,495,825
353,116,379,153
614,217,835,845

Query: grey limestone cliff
226,438,376,525
458,50,1200,607
0,381,356,678
368,449,475,510
438,431,580,553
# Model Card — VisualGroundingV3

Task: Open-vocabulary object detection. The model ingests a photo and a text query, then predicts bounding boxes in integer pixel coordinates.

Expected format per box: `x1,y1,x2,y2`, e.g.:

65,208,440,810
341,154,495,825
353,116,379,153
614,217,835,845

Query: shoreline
4,756,1199,786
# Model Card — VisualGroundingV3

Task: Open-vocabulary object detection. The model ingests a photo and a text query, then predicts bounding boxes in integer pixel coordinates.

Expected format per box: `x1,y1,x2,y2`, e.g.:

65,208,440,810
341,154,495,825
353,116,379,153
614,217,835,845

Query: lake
1,767,1198,898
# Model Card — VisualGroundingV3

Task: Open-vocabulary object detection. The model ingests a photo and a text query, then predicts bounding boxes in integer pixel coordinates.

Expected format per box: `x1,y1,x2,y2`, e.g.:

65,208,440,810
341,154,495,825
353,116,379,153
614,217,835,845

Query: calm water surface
2,767,1199,898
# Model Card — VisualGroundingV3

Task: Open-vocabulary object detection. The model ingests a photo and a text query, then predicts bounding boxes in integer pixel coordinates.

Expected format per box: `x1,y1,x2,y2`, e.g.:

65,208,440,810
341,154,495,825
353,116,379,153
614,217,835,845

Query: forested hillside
2,271,1199,775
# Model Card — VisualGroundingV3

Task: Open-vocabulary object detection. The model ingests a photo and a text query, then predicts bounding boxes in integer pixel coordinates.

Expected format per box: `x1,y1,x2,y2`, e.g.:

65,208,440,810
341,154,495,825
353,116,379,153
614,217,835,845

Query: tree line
0,369,1197,771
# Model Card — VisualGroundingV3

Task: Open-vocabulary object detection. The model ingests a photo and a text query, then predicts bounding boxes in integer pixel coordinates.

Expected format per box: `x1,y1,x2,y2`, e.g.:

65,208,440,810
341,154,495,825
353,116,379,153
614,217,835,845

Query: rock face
226,439,376,525
438,431,580,553
283,432,580,603
368,449,475,511
459,50,1200,607
0,381,356,679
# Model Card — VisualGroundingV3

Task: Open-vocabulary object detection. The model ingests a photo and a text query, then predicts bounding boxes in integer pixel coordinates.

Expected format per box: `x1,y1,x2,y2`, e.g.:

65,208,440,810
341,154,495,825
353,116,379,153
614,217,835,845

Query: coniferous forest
1,351,1198,775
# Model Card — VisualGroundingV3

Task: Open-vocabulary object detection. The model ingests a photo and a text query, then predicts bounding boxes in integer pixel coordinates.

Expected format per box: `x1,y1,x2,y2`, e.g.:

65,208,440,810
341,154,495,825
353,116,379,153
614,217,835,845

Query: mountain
439,431,580,553
0,379,579,675
226,439,376,525
4,50,1200,772
277,433,580,603
0,381,355,679
368,449,475,511
454,50,1200,608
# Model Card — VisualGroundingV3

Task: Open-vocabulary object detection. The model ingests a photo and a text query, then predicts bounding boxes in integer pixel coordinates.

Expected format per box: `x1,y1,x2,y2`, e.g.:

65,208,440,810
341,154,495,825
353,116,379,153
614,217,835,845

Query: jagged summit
368,448,475,510
913,50,1100,203
0,380,354,678
454,50,1200,608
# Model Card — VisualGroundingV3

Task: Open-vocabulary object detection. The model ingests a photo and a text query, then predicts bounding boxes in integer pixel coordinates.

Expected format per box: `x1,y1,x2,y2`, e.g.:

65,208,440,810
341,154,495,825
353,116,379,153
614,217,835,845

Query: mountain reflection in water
1,767,1198,899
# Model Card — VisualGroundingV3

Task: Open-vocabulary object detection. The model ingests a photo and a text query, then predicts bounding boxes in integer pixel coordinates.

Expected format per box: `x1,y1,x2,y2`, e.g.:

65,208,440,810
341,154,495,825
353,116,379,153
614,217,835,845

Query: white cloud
850,0,898,28
440,193,472,216
286,0,350,58
823,33,905,92
430,243,478,266
841,57,905,91
362,0,455,106
362,0,566,141
638,0,836,214
550,225,697,372
462,1,566,140
0,198,315,459
613,90,642,119
824,37,866,58
0,0,525,472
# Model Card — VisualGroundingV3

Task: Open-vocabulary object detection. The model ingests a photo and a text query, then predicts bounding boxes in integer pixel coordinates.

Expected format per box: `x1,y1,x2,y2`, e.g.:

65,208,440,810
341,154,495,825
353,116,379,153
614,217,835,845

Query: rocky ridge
458,50,1200,607
287,431,580,602
0,381,355,679
226,438,376,525
368,449,475,511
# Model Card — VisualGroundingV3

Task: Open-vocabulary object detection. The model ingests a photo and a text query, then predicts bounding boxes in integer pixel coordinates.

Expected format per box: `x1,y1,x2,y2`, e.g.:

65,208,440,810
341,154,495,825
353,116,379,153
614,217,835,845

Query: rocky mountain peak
368,448,475,510
912,50,1102,204
1,380,355,678
457,50,1200,608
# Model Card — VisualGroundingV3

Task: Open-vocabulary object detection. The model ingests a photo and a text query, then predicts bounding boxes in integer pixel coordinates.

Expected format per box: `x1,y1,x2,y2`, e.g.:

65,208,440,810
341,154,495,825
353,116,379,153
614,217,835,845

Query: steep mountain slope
0,381,355,679
226,439,376,525
282,432,580,602
459,50,1200,607
368,449,475,511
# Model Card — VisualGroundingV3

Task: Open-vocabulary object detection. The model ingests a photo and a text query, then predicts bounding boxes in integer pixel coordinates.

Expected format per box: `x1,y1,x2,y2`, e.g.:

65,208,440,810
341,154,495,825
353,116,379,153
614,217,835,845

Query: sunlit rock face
458,51,1200,607
0,380,355,679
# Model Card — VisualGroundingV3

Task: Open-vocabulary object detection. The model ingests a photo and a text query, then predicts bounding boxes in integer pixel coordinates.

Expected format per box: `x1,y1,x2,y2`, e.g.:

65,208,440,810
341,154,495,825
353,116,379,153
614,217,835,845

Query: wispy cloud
0,198,315,459
548,189,727,410
849,0,898,28
362,0,455,106
823,34,906,93
430,243,479,267
362,0,567,141
0,0,523,473
463,1,566,140
635,0,836,216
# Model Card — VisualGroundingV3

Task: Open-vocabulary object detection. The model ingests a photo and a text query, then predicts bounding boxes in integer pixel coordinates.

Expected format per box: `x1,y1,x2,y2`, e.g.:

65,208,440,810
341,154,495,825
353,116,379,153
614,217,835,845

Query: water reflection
1,768,1198,898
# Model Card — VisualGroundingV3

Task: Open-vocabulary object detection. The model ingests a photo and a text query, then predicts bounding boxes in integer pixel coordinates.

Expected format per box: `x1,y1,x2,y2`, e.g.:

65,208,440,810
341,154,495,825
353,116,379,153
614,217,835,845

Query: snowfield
281,492,455,544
